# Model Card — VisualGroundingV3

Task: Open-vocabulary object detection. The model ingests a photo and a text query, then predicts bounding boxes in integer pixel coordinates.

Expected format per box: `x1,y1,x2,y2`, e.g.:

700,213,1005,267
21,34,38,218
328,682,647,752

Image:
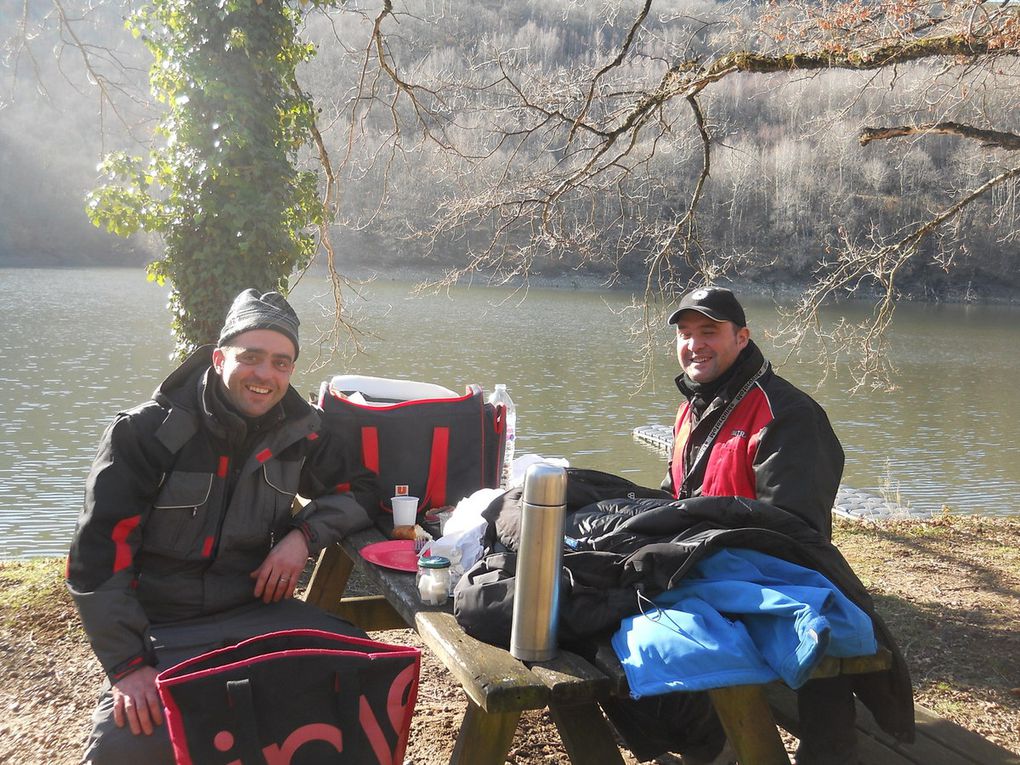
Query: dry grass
1,513,1017,764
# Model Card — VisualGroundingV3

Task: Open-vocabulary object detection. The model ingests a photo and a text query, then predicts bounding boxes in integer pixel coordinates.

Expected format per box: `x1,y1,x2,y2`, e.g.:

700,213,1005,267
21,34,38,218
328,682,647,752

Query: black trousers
795,674,859,765
600,674,858,765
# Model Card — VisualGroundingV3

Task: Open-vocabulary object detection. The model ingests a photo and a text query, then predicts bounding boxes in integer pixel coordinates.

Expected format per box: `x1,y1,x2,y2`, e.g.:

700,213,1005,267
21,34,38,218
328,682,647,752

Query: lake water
2,267,1018,559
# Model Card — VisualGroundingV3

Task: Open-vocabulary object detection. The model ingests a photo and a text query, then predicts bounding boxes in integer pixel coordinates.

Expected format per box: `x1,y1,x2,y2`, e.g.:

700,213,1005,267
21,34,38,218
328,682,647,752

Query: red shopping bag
156,629,420,765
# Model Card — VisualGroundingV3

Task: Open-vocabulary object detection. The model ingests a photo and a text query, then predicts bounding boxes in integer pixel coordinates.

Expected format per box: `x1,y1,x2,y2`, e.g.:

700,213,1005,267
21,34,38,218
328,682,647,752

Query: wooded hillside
4,0,1018,304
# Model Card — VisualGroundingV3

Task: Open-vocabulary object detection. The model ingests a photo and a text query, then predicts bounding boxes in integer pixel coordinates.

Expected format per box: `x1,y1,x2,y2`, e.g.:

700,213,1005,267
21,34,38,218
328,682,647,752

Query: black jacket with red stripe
66,347,371,682
662,342,844,540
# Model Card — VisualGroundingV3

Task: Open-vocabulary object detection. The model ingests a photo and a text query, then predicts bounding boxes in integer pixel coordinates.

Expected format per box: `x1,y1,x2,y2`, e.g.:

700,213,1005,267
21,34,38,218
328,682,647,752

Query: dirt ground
1,513,1018,764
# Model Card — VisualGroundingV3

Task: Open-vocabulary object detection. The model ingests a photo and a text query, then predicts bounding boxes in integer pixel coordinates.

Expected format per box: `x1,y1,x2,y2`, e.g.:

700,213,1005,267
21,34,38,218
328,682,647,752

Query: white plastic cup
391,495,419,527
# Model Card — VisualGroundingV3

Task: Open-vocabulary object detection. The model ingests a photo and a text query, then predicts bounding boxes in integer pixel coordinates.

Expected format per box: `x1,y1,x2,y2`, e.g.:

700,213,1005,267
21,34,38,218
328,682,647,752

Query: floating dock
632,424,927,520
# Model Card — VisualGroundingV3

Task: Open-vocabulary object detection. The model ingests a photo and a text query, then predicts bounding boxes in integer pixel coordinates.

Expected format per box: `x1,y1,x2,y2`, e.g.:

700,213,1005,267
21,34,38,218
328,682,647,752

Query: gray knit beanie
218,289,300,359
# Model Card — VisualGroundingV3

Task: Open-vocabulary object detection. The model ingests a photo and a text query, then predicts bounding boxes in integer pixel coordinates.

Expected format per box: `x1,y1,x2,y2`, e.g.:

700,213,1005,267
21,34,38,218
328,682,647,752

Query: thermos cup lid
522,463,568,507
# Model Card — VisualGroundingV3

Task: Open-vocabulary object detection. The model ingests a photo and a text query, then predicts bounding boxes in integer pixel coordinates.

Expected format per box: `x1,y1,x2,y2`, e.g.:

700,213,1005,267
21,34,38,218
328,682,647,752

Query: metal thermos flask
510,462,568,661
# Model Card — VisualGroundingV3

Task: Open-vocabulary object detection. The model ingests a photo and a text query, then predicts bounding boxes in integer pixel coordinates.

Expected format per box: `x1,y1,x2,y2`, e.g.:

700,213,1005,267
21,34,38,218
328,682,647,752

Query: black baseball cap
667,286,746,327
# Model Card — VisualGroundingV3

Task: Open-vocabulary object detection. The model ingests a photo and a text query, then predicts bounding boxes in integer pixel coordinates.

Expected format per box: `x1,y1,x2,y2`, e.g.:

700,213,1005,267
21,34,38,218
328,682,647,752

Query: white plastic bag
508,454,570,488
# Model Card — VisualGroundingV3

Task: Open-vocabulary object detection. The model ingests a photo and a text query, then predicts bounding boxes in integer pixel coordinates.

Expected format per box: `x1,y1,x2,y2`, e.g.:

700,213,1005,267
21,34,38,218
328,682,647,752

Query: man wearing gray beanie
219,288,302,360
67,288,374,764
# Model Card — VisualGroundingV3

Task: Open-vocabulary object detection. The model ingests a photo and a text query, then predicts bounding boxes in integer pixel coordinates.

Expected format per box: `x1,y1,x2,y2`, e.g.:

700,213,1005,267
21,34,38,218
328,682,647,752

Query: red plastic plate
360,540,418,573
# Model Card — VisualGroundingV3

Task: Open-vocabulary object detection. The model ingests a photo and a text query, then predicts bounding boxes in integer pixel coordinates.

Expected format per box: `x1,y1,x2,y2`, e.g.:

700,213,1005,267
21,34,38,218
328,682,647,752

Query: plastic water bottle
488,384,516,488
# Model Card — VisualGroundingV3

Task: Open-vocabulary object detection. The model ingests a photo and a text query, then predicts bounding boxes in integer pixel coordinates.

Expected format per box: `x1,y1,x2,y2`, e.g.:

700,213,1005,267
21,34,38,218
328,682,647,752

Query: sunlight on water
1,268,1018,559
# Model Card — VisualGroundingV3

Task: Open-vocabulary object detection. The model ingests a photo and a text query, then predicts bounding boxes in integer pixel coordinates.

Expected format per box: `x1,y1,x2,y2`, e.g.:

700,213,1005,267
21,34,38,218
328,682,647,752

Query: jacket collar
151,345,318,450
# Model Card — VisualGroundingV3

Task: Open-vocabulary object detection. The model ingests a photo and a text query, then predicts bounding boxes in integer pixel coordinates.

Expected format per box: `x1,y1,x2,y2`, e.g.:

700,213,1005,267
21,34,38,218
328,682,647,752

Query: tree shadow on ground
840,517,1019,721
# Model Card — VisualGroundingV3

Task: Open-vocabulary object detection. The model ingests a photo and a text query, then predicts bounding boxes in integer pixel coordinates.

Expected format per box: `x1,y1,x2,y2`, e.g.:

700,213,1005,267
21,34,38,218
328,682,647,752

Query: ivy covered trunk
88,0,322,356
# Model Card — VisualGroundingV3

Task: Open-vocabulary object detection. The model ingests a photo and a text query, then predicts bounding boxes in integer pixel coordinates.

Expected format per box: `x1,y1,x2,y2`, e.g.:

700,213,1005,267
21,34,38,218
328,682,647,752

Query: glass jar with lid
416,555,452,606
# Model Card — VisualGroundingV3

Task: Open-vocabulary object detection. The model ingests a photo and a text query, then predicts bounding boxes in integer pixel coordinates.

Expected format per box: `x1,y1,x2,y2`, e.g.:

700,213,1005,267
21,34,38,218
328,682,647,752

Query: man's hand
251,529,309,603
112,666,163,735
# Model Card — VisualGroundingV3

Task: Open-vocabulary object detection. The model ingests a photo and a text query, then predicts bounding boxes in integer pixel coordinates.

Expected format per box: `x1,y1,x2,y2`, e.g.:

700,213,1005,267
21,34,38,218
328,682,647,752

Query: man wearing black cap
665,287,856,764
665,286,843,538
67,289,373,764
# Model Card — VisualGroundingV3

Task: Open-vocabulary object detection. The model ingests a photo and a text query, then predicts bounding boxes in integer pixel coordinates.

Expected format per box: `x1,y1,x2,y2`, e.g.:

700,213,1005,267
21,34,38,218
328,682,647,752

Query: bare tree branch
50,0,149,142
569,0,652,142
288,74,368,369
777,160,1020,389
307,0,1020,387
860,121,1020,150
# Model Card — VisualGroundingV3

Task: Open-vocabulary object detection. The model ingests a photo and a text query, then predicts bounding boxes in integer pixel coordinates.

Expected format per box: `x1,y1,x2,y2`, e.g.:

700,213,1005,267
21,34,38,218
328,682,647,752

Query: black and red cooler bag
317,375,505,529
156,629,420,765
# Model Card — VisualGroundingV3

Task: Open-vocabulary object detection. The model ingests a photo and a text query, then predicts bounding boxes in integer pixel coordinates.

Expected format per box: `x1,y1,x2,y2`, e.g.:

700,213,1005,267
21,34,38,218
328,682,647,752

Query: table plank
528,650,611,705
416,610,549,714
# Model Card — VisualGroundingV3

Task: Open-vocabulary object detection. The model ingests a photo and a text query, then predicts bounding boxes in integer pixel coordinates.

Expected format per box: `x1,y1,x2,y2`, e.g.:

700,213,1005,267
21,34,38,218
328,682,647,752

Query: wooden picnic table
303,525,626,765
301,524,906,765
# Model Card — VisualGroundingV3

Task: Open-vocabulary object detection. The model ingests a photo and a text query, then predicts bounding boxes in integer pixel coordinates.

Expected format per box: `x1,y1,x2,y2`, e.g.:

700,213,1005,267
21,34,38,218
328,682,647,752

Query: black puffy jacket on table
454,471,915,744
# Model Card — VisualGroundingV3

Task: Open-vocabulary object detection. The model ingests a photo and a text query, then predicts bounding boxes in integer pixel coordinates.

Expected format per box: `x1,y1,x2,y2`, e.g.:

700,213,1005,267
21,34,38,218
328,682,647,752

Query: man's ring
280,576,289,582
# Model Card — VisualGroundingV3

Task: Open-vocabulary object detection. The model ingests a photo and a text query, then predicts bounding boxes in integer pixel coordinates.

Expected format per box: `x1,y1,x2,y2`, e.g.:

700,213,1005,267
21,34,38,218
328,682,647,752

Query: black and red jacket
66,347,373,682
662,342,844,540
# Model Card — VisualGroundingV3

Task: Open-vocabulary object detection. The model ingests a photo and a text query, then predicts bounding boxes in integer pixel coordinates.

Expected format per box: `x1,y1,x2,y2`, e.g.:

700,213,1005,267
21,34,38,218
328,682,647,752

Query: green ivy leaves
87,0,327,358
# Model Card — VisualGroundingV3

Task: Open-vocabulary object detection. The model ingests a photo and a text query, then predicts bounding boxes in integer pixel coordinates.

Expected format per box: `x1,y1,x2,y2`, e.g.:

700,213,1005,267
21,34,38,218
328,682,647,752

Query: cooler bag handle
360,426,451,514
421,426,449,510
223,669,370,764
361,426,380,475
225,679,266,765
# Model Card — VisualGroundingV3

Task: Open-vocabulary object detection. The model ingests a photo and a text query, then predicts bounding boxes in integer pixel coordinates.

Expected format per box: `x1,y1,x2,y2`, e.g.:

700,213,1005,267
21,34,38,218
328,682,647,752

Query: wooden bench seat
766,685,1019,765
592,633,1017,765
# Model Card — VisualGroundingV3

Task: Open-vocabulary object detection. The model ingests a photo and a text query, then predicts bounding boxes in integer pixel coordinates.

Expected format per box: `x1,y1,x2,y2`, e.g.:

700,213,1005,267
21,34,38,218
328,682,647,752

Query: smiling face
675,311,750,384
212,329,296,418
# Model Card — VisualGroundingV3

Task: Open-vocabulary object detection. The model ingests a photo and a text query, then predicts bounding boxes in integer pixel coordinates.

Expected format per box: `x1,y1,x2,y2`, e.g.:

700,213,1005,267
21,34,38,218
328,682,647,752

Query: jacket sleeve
66,410,166,682
292,428,375,554
752,399,844,540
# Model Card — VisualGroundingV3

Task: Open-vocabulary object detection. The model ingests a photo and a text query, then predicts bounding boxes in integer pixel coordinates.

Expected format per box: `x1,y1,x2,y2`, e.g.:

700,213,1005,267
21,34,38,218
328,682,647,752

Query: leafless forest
4,1,1018,304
